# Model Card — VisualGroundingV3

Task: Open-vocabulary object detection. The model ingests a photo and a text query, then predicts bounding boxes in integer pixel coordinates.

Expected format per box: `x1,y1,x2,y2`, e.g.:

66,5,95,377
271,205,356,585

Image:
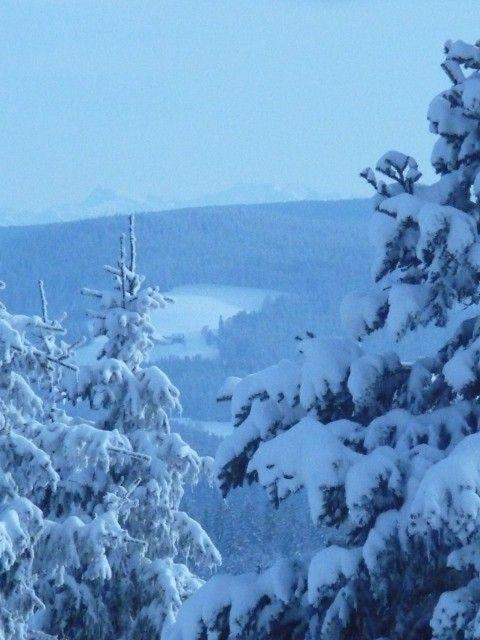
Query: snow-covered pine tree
18,282,147,640
66,215,220,639
0,279,59,639
169,38,480,640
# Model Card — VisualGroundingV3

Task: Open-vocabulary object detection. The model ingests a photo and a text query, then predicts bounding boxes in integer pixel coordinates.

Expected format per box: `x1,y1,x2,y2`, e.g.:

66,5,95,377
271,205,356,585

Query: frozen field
151,284,280,359
77,284,280,364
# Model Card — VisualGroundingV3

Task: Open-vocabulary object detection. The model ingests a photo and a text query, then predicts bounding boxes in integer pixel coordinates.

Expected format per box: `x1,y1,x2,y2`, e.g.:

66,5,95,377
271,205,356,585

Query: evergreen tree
0,280,58,639
18,282,146,640
66,215,220,639
169,38,480,640
0,275,134,640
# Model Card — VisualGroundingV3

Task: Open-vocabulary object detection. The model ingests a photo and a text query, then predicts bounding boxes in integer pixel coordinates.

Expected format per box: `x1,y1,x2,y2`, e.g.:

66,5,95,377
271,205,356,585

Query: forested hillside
0,199,370,337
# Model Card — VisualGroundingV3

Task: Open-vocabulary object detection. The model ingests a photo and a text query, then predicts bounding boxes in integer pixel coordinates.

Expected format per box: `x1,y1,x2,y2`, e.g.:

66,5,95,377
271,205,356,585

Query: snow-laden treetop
348,39,480,340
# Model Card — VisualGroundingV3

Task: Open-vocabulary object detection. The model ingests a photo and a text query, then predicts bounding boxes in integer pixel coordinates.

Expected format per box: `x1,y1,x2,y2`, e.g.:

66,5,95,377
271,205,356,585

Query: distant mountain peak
194,182,322,207
82,186,122,208
0,182,326,226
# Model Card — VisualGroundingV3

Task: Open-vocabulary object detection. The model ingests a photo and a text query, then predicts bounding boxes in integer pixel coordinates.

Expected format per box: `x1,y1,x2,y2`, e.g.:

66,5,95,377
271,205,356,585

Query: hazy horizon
2,0,479,213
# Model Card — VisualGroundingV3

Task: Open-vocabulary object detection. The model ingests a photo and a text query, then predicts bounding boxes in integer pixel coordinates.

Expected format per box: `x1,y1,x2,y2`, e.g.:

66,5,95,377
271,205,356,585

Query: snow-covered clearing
77,284,281,364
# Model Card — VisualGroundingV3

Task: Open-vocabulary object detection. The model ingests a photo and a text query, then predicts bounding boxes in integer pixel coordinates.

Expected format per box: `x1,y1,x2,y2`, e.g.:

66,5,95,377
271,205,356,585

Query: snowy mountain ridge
0,182,325,226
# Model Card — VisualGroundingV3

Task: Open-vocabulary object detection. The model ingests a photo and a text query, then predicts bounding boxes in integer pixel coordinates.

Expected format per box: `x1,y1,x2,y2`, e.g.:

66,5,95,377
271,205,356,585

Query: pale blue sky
1,0,479,210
